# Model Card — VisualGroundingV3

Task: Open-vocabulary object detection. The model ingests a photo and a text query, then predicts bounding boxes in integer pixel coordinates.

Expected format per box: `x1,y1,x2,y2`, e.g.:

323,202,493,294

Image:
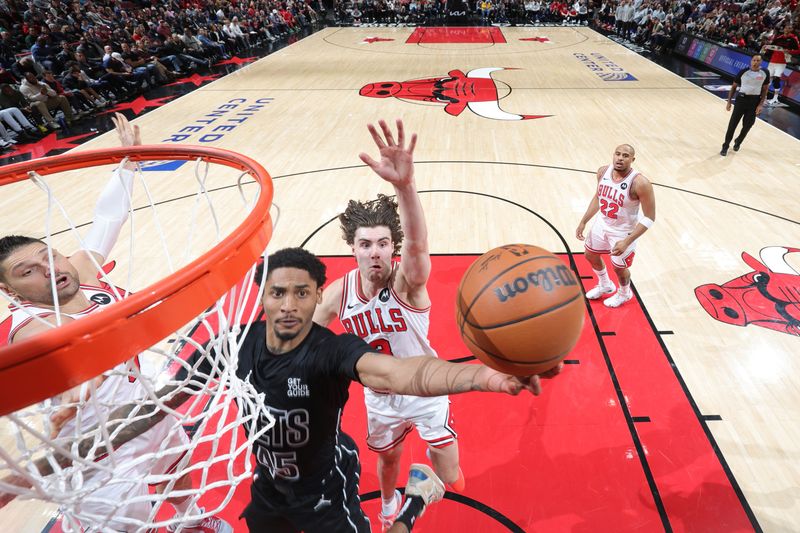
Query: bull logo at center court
359,67,549,121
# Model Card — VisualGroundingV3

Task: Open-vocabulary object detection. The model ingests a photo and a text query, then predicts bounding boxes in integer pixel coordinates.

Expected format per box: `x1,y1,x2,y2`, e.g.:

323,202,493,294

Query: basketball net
0,152,275,532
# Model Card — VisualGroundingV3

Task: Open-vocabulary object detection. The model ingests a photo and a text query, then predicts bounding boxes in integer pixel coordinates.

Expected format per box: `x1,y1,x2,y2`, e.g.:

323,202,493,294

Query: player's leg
414,396,463,491
427,443,463,490
584,224,616,299
605,238,636,308
767,63,784,105
367,409,413,529
377,444,406,528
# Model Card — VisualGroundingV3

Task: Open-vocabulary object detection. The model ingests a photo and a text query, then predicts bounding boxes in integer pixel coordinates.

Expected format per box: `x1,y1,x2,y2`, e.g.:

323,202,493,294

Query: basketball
456,244,585,375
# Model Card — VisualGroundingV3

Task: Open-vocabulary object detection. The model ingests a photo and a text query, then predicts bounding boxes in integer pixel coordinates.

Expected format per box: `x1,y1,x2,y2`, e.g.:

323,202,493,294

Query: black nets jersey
236,322,372,495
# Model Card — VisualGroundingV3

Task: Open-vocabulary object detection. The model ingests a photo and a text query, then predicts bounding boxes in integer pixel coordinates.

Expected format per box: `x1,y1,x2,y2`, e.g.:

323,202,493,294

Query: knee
379,445,404,466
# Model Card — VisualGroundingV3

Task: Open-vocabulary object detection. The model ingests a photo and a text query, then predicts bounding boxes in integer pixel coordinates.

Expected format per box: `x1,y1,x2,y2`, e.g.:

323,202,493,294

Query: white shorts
364,392,457,452
74,417,190,532
767,62,786,79
584,221,637,268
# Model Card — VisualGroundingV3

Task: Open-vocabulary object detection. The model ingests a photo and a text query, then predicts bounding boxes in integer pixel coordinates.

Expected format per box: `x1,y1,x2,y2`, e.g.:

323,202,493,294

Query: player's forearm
388,356,488,396
394,182,429,252
26,384,190,477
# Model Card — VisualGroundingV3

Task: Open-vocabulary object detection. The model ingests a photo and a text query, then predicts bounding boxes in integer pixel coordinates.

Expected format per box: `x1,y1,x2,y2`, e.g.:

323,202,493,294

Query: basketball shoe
585,284,615,300
406,463,445,507
379,489,402,532
167,515,233,533
604,287,633,308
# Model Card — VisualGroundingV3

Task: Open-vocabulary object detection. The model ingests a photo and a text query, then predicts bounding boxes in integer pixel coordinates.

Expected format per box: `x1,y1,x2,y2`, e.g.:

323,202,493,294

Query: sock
593,267,612,287
382,491,399,516
395,495,426,531
172,499,202,525
618,282,631,295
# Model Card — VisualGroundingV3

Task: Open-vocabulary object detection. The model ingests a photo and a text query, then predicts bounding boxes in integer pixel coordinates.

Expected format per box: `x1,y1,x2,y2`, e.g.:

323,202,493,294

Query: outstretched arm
359,119,431,292
356,353,542,397
71,113,141,282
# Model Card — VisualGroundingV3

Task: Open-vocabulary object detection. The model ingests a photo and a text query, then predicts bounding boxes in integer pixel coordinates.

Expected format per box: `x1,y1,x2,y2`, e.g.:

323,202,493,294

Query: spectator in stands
19,72,74,128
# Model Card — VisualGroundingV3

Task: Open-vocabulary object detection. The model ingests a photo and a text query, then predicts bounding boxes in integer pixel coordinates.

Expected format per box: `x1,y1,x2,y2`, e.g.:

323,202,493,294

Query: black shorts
242,433,372,533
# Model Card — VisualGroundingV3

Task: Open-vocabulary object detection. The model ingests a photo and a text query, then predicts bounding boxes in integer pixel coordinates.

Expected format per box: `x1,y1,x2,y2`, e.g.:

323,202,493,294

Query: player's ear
0,282,18,301
316,286,323,304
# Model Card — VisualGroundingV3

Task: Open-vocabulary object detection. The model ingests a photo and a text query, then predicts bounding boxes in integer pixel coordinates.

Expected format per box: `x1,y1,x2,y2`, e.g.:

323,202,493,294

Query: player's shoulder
596,164,609,178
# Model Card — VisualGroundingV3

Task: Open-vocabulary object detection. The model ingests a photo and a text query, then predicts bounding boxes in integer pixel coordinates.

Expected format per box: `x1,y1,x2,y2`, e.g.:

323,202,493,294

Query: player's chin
274,323,302,341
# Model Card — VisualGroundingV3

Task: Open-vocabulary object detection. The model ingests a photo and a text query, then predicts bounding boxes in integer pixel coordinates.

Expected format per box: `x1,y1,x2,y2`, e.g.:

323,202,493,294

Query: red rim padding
0,145,273,416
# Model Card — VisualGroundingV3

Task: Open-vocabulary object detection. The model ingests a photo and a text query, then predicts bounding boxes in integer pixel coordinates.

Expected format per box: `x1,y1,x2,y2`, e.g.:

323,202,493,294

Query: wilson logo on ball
493,265,578,302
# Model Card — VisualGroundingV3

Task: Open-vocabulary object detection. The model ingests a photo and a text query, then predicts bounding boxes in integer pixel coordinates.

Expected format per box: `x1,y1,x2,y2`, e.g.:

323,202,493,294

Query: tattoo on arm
406,358,483,396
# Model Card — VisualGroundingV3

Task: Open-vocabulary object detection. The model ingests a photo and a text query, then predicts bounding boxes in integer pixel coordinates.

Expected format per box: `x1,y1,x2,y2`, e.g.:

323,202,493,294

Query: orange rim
0,146,273,416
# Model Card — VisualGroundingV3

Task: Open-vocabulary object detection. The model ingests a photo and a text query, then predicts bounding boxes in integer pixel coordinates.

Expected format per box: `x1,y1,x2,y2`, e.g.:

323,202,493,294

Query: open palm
359,119,417,187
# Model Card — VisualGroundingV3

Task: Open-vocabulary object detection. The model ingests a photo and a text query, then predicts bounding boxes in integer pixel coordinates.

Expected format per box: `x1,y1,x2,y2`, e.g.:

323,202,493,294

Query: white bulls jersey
339,265,437,361
7,283,121,343
340,265,457,450
7,283,145,433
596,165,640,231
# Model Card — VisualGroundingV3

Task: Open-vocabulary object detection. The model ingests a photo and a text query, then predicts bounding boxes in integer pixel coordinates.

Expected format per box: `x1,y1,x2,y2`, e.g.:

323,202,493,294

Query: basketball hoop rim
0,145,274,416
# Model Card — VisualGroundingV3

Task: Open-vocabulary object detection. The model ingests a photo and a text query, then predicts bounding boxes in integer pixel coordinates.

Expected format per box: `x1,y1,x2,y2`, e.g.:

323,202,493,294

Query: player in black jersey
237,247,541,532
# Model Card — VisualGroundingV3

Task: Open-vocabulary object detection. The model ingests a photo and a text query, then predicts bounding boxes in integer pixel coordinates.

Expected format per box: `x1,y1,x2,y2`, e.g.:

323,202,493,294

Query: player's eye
298,289,308,297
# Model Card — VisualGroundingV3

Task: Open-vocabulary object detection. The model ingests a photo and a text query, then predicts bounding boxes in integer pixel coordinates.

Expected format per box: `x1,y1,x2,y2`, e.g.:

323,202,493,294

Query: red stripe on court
406,27,507,44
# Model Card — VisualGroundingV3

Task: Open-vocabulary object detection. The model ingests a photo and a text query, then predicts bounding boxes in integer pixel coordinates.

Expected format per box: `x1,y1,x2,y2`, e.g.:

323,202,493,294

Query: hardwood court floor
1,27,799,532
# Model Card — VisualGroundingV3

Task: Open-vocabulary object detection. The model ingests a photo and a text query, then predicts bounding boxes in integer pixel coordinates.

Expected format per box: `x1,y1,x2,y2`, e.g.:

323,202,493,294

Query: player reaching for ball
313,119,466,530
575,144,656,308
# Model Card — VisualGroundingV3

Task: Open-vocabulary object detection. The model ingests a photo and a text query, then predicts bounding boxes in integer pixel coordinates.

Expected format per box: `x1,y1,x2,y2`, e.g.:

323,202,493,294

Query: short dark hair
338,194,403,255
254,247,326,288
0,235,44,282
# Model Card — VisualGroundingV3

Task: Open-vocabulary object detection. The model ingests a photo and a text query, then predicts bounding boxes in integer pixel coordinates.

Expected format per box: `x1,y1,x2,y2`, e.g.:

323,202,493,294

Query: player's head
612,144,636,172
750,54,762,69
0,235,81,305
256,248,326,344
339,195,403,284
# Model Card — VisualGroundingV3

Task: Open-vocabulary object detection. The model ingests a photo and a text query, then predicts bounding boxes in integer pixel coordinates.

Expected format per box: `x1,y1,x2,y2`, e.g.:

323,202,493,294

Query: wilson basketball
456,244,585,375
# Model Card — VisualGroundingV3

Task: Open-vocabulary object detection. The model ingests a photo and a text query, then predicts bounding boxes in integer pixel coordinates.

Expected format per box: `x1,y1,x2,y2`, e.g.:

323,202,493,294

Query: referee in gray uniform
721,53,770,156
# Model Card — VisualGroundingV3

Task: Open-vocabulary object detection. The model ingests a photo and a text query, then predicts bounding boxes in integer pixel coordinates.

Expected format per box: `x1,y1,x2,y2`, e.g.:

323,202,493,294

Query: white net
0,154,275,532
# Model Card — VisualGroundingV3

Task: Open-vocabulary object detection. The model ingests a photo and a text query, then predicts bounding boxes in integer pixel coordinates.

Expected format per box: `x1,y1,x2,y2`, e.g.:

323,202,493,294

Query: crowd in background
0,0,796,152
0,0,324,150
335,0,798,56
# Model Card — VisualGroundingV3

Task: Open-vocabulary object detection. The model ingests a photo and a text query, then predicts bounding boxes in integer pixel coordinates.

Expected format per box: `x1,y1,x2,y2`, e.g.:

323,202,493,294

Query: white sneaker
585,284,615,300
406,463,445,506
604,290,633,308
379,490,402,532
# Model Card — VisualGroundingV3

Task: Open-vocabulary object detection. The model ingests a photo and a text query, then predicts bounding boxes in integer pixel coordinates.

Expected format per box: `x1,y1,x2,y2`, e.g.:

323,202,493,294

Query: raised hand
111,112,141,147
359,119,417,188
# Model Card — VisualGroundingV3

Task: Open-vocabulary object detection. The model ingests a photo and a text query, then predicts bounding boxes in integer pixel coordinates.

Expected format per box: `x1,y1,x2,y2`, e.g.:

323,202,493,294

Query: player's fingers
408,133,417,155
359,152,380,170
379,119,396,146
133,125,141,145
529,375,542,395
366,123,386,149
396,118,404,147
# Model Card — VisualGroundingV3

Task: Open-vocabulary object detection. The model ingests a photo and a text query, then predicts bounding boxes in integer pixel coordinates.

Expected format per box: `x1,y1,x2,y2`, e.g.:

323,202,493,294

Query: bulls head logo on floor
359,67,549,121
695,246,800,336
